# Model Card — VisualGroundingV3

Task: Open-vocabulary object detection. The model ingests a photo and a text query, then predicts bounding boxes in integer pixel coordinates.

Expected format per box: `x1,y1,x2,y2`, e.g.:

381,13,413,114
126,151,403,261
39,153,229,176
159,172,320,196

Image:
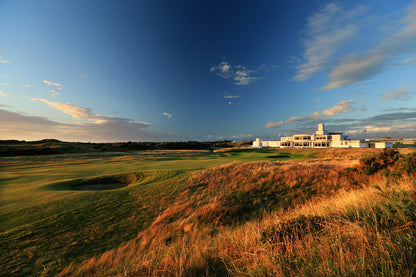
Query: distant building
253,123,392,149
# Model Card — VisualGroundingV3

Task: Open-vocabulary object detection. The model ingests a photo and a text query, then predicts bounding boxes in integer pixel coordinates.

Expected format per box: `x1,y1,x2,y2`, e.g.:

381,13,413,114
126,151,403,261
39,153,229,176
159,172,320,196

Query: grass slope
1,148,415,276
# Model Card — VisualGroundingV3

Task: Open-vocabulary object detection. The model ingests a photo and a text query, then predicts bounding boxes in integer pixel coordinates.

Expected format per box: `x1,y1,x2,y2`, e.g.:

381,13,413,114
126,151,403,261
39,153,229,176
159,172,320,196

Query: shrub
360,149,401,175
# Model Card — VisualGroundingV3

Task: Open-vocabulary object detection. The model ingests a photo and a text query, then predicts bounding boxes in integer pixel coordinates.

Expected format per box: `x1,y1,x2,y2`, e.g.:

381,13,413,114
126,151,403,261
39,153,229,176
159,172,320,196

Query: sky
1,0,416,142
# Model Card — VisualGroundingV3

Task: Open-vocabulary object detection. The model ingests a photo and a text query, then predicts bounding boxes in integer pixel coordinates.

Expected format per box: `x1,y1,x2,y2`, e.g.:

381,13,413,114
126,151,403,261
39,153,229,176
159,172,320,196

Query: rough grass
58,150,416,276
1,148,415,276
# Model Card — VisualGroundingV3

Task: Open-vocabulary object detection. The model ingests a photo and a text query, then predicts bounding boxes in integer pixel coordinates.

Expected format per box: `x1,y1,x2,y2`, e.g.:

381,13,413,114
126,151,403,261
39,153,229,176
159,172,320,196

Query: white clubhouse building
253,123,392,149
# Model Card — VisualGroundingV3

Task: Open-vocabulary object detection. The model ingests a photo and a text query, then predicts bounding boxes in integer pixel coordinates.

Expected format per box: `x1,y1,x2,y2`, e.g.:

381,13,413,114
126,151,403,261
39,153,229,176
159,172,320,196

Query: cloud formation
265,99,359,128
382,84,414,102
294,3,367,82
321,2,416,89
43,80,62,87
31,98,149,128
163,112,172,118
0,56,10,64
223,95,240,99
295,2,416,90
0,108,167,142
401,56,416,64
211,61,273,86
339,110,416,137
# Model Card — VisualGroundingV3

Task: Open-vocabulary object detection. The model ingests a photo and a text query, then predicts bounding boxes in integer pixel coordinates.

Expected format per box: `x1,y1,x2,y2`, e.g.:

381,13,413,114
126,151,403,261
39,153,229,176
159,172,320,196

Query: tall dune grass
58,150,416,276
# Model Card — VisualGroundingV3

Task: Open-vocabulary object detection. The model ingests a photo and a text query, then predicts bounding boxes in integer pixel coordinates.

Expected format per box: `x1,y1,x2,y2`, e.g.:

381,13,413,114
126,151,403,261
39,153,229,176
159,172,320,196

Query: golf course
1,147,416,276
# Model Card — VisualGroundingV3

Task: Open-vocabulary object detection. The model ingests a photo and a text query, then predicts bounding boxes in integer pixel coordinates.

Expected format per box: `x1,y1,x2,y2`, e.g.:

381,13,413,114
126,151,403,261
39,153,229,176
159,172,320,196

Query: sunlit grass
1,148,415,276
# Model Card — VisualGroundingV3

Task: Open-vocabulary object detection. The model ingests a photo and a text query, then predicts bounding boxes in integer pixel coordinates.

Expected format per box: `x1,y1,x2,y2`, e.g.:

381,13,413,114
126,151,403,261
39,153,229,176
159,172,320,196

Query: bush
360,149,400,175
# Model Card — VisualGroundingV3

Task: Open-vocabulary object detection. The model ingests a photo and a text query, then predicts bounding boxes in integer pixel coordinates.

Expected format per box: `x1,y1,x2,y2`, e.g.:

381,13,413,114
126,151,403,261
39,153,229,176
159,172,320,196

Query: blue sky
1,0,416,142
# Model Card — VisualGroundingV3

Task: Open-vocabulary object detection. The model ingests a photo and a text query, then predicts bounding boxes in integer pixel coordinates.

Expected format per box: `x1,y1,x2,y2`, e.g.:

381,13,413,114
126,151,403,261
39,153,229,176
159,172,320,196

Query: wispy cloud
382,84,414,102
43,80,62,87
223,95,240,99
294,3,368,81
0,90,8,96
2,83,8,86
23,84,32,88
163,112,172,118
210,61,232,78
32,98,99,121
321,2,416,89
312,98,320,102
0,56,10,64
48,90,60,97
31,98,150,128
234,70,257,85
265,99,359,128
211,61,273,86
401,56,416,64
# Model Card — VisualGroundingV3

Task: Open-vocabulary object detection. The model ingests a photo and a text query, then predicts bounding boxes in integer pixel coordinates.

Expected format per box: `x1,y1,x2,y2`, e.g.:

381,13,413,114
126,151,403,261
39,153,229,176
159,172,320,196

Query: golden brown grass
58,151,416,276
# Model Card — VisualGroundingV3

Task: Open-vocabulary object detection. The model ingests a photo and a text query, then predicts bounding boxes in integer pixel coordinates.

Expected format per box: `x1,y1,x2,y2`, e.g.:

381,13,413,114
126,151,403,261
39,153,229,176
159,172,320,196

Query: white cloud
31,98,150,127
401,56,416,64
163,112,172,118
321,53,384,90
318,100,356,116
265,121,284,128
43,80,62,87
223,95,240,99
0,90,8,96
0,56,10,64
234,70,257,85
2,83,8,86
364,125,392,133
210,61,232,78
23,84,33,88
265,99,358,128
294,3,368,81
321,2,416,89
382,84,414,102
211,61,272,86
32,98,96,120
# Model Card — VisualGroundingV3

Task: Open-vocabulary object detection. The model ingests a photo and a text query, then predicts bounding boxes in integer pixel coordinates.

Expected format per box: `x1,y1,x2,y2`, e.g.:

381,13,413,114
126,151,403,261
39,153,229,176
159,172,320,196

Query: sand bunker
72,174,136,191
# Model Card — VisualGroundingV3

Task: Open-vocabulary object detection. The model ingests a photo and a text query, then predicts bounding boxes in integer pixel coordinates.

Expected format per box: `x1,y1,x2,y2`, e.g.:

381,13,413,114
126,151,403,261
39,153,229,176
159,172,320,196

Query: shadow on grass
42,179,83,191
43,172,142,191
266,154,291,159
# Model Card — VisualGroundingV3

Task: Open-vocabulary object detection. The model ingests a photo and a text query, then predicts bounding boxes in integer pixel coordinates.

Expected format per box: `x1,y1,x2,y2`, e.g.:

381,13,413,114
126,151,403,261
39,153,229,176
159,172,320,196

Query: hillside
1,148,415,276
0,139,252,156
